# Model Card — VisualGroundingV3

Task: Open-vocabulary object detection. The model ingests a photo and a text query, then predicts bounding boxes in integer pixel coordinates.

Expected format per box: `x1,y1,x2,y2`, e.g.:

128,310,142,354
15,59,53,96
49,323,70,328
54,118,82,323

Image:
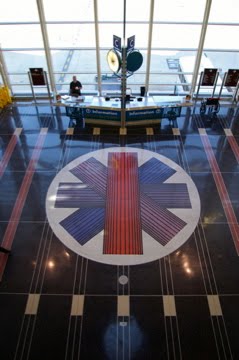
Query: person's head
72,76,77,82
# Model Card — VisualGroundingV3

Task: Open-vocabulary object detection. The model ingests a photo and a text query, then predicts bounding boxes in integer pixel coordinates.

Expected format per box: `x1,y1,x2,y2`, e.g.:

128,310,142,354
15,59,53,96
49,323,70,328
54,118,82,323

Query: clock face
127,50,143,72
107,49,121,73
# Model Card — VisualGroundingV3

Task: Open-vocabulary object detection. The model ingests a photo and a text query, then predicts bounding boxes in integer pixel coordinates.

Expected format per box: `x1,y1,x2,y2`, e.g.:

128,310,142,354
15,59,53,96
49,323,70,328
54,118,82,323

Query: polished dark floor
0,102,239,360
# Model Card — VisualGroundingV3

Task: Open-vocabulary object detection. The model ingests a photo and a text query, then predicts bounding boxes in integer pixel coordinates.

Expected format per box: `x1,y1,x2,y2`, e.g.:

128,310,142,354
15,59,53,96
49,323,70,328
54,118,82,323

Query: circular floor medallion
46,147,200,266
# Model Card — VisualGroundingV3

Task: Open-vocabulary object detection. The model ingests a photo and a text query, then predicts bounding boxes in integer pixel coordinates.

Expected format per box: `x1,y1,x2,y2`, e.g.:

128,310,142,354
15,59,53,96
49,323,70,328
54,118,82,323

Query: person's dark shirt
70,80,82,95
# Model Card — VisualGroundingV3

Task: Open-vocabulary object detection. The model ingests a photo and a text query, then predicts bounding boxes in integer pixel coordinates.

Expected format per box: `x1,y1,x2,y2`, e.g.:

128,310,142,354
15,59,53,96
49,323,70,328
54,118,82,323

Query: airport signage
84,108,121,121
126,108,162,121
29,68,45,86
225,69,239,87
113,35,121,51
127,35,135,52
201,68,218,86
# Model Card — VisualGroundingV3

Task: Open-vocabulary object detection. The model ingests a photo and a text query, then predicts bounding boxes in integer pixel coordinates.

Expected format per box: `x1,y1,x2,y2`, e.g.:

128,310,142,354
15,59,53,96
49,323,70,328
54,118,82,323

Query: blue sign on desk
126,108,162,121
84,108,121,122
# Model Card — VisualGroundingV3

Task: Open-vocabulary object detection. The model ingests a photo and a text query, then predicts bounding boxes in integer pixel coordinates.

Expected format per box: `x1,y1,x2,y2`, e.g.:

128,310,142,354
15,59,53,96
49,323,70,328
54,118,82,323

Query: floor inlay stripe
0,128,22,179
200,130,239,254
0,129,48,280
224,129,239,163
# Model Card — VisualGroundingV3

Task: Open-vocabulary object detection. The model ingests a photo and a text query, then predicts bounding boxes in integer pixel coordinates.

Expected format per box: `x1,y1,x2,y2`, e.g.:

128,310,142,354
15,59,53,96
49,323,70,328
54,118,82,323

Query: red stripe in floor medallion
103,152,143,255
0,129,48,281
200,133,239,255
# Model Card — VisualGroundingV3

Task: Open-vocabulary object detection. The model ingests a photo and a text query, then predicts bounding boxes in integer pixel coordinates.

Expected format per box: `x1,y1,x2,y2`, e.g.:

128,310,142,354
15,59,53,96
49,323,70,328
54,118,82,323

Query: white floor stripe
198,128,207,135
66,128,74,135
146,128,154,135
163,295,176,316
71,295,85,316
15,128,22,136
120,128,127,135
172,128,180,136
118,295,130,316
224,129,233,136
207,295,222,316
25,294,40,315
93,128,100,135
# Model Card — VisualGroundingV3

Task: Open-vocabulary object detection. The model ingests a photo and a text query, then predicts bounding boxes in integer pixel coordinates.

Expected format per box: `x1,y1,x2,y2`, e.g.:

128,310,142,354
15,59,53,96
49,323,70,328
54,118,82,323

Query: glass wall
150,0,207,94
201,0,239,96
0,0,46,94
0,0,239,97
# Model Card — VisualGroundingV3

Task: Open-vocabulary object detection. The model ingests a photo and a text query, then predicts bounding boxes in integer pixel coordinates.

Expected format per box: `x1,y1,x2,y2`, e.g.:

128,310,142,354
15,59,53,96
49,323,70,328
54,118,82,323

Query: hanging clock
126,50,143,72
107,49,121,73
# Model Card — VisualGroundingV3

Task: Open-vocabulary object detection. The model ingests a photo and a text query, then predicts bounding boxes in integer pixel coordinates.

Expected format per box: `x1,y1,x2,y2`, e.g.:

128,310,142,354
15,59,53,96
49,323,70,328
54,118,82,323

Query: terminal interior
1,1,239,359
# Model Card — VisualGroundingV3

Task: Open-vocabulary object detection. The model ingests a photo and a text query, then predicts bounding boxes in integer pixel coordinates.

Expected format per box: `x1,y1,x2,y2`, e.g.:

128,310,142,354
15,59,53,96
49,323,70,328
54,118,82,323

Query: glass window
204,26,239,49
126,0,150,21
11,85,49,95
51,50,97,73
55,73,97,93
149,50,198,92
154,0,206,22
0,0,39,22
98,0,124,21
58,83,97,94
152,24,201,48
0,25,44,48
125,24,149,48
99,24,123,48
4,51,47,72
127,73,146,92
149,84,179,95
209,0,239,23
47,24,96,47
98,24,149,48
203,51,239,73
43,0,94,21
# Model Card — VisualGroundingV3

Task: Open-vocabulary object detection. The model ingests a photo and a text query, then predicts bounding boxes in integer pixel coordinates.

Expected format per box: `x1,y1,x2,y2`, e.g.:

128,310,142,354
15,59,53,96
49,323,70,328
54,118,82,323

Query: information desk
57,95,193,126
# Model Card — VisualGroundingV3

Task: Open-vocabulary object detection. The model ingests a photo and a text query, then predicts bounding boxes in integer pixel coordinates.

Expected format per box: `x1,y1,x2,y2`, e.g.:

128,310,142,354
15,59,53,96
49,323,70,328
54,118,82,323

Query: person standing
70,75,82,96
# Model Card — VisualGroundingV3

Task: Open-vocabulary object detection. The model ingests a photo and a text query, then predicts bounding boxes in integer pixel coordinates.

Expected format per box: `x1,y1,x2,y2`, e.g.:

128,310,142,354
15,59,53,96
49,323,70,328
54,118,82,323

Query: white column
145,0,155,94
0,45,12,92
94,0,102,95
36,0,56,95
190,0,212,96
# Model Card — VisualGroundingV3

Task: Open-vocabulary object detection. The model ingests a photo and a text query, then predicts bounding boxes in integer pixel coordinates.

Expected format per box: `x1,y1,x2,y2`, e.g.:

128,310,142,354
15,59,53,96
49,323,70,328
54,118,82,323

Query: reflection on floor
0,102,239,359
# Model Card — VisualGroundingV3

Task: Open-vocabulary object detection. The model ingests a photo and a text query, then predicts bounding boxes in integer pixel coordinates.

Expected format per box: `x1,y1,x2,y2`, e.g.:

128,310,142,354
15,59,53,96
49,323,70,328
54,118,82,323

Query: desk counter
57,95,193,126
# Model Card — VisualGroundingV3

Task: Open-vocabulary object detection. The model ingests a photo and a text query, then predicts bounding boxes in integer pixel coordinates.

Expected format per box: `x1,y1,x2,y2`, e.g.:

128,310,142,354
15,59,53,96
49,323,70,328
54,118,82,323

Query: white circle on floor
119,275,129,285
46,147,200,266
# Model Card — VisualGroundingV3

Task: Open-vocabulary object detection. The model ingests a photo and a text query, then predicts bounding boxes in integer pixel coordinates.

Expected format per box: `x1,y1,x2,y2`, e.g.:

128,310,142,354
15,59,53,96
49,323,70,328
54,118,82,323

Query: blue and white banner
126,108,162,121
84,108,121,121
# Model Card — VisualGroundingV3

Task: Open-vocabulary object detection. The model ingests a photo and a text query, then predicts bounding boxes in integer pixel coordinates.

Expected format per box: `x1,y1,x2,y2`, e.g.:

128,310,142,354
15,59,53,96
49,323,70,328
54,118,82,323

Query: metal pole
44,71,52,105
232,81,239,103
123,0,126,41
145,0,154,95
212,71,219,97
36,0,56,96
28,71,37,104
190,0,212,96
218,72,227,99
121,46,127,129
94,0,101,96
0,45,12,93
195,72,203,101
121,0,127,129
